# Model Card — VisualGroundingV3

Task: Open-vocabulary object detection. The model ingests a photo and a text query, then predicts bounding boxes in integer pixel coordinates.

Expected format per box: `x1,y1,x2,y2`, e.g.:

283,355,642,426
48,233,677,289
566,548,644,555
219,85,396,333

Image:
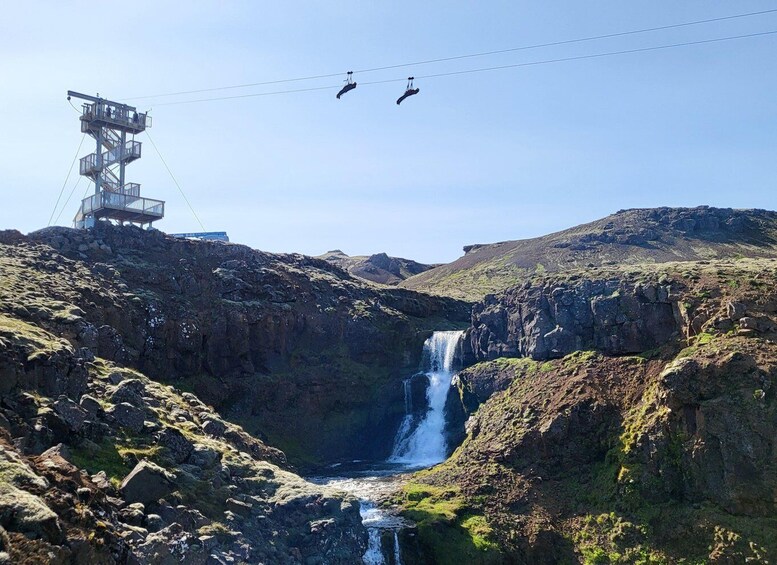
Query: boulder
120,460,176,505
79,394,102,417
225,498,252,518
156,427,194,464
110,379,146,407
107,402,145,433
119,502,146,527
52,396,88,432
188,443,221,469
0,486,63,543
201,418,227,437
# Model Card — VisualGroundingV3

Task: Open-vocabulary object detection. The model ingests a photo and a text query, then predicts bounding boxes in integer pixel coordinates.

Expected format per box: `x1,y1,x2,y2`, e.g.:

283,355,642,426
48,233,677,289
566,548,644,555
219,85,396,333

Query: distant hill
400,206,777,301
317,249,437,285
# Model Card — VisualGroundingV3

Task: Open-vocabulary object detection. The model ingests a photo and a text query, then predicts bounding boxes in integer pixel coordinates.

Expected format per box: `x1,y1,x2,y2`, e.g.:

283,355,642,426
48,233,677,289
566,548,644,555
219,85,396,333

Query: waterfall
363,528,384,565
361,527,403,565
389,330,463,467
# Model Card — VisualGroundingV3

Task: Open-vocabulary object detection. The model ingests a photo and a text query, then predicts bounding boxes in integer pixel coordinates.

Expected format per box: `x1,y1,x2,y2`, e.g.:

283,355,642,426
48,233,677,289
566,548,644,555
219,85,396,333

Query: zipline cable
53,176,83,226
151,29,777,107
49,134,86,226
145,130,206,231
126,8,777,101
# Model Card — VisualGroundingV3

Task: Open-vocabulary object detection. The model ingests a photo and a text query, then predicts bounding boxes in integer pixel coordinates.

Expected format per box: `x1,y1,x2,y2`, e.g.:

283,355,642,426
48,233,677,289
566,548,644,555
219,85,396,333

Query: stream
309,331,464,565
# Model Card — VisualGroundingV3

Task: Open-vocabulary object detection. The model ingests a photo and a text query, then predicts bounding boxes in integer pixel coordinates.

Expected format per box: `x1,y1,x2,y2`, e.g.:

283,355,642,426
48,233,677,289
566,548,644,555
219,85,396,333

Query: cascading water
390,330,463,467
309,330,463,564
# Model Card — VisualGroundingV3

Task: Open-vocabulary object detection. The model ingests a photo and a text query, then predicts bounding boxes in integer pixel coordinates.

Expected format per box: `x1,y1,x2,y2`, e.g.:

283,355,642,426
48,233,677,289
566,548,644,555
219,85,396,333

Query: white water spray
390,330,463,467
363,528,384,565
393,530,402,565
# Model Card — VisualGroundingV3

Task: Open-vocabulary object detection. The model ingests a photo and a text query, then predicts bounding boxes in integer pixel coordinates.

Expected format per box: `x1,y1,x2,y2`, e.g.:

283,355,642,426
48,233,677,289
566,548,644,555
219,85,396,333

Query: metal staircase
68,90,164,229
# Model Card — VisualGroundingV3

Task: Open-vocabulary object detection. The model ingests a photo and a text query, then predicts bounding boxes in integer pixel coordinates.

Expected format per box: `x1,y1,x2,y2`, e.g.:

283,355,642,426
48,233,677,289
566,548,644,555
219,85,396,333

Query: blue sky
1,1,776,263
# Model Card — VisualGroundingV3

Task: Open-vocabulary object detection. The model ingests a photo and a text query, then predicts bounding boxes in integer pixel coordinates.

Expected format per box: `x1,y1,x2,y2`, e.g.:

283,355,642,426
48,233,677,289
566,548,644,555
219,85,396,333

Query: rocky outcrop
468,277,684,361
402,207,777,300
414,259,777,563
0,224,468,465
120,460,176,504
0,320,367,563
317,249,437,286
631,350,777,516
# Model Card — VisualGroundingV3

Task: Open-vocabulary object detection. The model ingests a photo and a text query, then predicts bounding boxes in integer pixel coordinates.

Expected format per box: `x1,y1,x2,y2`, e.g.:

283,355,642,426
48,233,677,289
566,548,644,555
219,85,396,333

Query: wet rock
120,460,176,505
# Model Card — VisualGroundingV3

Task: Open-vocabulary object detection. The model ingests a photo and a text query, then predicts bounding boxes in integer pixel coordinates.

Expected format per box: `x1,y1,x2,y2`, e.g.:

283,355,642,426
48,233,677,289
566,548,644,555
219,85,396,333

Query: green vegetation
0,313,70,358
70,440,130,487
396,483,502,563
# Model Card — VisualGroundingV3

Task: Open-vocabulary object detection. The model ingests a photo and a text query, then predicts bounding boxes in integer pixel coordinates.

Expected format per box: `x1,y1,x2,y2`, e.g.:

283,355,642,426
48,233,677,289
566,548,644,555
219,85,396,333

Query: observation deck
75,190,164,226
78,102,151,135
68,90,164,229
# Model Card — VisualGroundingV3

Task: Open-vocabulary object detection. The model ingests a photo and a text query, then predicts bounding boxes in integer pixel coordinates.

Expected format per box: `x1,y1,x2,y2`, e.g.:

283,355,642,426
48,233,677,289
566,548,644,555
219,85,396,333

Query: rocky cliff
0,311,366,563
0,224,468,466
401,207,777,301
397,258,777,563
0,224,468,563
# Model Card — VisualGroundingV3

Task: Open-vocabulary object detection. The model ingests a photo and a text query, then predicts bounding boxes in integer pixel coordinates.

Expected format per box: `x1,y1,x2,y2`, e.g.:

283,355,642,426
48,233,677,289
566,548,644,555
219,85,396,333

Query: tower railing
79,102,151,133
79,141,142,175
68,90,164,229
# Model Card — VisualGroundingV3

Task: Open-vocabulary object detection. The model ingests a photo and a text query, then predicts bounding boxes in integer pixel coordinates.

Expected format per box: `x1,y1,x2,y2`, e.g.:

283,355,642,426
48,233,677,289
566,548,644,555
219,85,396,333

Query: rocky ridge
0,317,364,563
0,224,468,466
397,258,777,563
401,206,777,301
0,223,468,563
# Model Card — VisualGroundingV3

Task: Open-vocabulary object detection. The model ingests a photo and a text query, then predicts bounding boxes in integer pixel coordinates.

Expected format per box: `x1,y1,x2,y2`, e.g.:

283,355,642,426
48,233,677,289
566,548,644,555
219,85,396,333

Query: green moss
694,332,714,346
397,483,502,563
0,314,69,357
540,361,555,373
117,445,163,461
70,440,130,487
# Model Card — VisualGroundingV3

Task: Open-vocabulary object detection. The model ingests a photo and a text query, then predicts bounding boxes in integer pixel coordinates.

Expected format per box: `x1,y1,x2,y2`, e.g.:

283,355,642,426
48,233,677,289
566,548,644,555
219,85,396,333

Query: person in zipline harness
396,77,419,105
337,82,357,99
337,71,357,99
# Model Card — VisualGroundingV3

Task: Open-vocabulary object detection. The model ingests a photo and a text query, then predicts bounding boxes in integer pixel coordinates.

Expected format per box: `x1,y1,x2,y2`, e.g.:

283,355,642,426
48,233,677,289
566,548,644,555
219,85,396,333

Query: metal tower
68,91,165,229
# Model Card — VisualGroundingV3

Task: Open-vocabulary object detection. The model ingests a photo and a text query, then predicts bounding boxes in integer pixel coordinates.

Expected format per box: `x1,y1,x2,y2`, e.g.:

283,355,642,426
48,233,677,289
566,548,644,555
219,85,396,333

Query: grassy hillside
317,249,437,286
400,207,777,301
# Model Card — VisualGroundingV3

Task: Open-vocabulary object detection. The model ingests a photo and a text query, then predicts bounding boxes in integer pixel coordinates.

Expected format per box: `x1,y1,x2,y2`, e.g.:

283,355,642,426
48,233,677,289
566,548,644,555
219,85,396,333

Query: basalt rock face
0,315,365,563
468,277,684,362
1,224,468,465
409,259,777,563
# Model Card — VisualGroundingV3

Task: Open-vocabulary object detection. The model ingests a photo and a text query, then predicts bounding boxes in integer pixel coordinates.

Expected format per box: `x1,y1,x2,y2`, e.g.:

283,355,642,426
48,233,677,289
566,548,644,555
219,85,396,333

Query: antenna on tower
67,91,165,229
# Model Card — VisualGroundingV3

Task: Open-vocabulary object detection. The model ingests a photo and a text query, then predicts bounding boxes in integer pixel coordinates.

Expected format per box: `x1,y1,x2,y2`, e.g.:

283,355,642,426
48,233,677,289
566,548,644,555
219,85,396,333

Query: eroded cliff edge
2,224,469,465
398,259,777,564
0,224,469,563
